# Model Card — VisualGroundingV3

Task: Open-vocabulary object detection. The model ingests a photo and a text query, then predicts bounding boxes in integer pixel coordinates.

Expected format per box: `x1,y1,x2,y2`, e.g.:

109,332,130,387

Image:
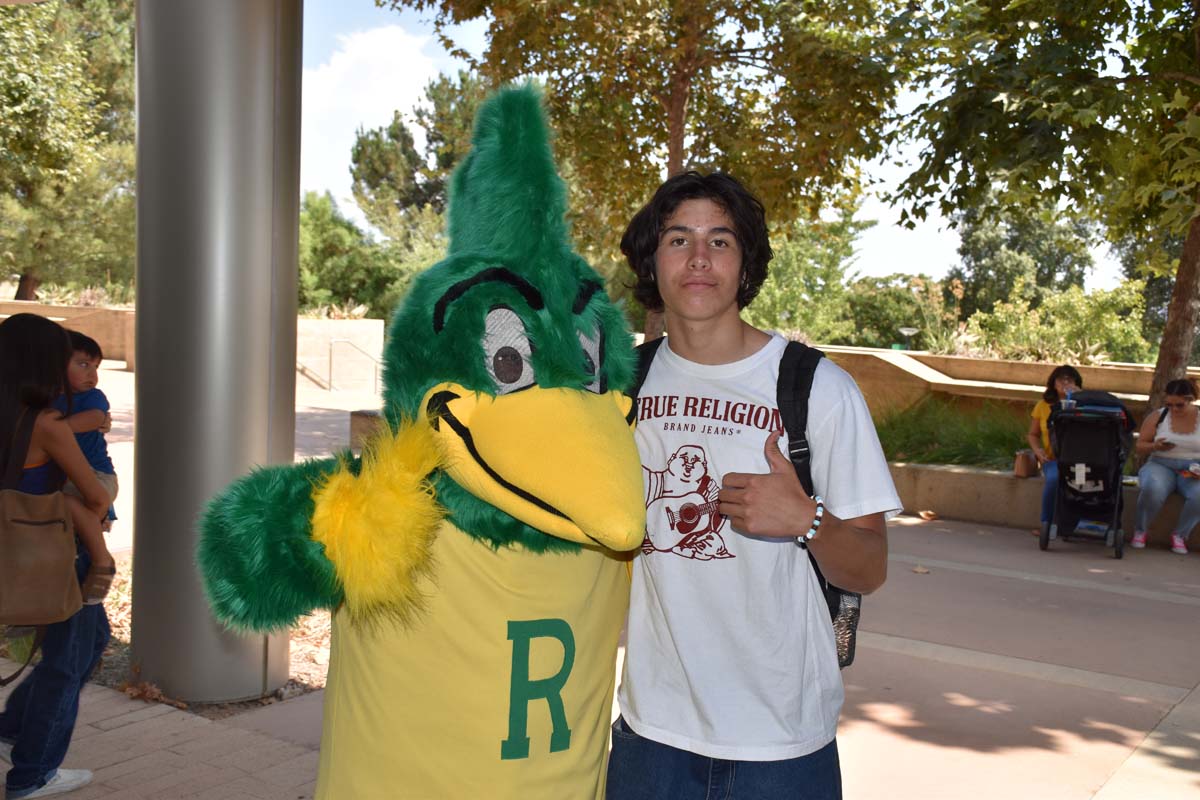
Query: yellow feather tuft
311,419,446,625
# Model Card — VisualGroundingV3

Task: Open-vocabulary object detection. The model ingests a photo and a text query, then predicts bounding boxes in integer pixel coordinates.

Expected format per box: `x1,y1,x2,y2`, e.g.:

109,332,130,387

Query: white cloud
300,25,438,224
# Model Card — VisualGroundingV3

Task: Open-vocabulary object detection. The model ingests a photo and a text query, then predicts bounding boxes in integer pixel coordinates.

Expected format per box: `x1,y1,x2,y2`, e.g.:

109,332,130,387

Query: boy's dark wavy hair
621,171,772,312
67,329,103,361
1042,365,1083,403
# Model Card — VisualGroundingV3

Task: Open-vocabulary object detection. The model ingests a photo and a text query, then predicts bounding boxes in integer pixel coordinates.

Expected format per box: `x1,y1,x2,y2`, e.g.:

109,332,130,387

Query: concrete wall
823,349,931,418
890,462,1197,547
295,317,385,393
912,354,1200,396
0,301,135,367
1,301,386,389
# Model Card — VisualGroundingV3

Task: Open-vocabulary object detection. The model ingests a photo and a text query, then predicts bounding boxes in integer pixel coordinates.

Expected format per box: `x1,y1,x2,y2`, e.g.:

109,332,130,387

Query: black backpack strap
2,409,37,491
777,342,861,669
626,337,666,425
777,341,824,497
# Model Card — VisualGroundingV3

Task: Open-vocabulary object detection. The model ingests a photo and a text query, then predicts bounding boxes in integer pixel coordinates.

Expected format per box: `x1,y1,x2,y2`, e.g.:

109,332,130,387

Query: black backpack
631,338,861,669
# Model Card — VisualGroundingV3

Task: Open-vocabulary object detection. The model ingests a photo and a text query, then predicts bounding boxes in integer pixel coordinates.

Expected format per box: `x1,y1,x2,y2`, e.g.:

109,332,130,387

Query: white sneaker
1171,533,1189,555
12,768,93,798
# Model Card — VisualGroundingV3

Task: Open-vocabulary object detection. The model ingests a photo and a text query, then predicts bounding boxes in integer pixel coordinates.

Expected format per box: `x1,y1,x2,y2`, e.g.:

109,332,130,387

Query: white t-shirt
618,333,901,761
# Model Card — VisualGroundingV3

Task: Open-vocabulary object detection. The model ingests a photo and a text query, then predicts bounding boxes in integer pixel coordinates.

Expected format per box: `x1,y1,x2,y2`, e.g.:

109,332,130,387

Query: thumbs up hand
719,429,819,538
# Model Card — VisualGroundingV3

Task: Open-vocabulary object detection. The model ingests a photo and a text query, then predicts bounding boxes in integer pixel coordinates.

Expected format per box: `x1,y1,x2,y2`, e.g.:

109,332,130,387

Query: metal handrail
328,338,382,393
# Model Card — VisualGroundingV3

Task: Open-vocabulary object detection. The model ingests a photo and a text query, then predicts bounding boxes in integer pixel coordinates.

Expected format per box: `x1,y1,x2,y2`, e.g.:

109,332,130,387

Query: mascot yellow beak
423,383,645,551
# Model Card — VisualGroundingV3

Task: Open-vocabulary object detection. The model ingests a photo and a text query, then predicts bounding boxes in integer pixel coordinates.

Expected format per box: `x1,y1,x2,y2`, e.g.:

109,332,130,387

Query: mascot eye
483,307,536,393
578,328,604,394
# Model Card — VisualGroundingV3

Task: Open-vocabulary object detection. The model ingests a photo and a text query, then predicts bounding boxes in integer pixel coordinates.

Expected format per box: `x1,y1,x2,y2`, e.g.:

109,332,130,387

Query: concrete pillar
133,0,302,702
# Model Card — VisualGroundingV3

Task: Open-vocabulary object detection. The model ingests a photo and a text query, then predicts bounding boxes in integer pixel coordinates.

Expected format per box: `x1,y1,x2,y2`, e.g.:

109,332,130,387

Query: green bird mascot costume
198,85,645,800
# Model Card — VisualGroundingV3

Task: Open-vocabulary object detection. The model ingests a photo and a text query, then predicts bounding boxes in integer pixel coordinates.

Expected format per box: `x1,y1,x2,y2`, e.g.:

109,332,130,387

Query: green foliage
885,1,1190,228
876,396,1029,471
383,0,907,276
350,112,429,241
0,0,135,298
841,273,963,351
1114,229,1200,366
967,279,1153,365
31,281,135,308
299,191,437,318
56,0,135,142
350,70,485,246
0,2,103,199
948,202,1094,317
743,208,867,343
885,0,1200,391
412,70,486,210
0,141,135,289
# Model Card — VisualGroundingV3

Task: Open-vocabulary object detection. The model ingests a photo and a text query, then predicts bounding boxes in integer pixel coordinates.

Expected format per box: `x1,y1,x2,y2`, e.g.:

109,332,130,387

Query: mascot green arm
198,457,343,631
198,422,446,632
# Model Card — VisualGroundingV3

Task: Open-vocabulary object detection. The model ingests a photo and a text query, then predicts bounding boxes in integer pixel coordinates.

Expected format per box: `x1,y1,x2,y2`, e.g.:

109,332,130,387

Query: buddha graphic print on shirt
642,445,733,560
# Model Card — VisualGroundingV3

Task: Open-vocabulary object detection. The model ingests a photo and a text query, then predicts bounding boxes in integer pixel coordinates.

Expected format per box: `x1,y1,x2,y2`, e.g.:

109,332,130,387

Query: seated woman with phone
1132,377,1200,554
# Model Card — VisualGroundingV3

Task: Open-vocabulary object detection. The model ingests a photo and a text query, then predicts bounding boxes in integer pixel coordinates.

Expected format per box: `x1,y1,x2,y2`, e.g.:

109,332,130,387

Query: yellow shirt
1031,399,1054,459
316,522,630,800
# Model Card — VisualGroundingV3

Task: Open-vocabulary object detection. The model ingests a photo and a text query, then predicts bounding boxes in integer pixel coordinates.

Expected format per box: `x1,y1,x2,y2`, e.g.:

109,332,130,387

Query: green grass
876,396,1029,471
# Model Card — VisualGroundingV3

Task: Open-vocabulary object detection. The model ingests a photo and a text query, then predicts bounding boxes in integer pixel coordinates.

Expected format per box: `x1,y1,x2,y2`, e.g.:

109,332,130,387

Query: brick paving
0,673,317,799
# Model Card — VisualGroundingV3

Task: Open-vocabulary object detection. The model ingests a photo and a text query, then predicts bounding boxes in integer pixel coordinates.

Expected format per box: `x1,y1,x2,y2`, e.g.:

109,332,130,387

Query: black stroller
1040,390,1135,558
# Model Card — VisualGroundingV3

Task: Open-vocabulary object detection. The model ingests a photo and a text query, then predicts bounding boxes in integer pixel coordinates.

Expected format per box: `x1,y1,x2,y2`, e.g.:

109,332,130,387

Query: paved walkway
3,363,1197,798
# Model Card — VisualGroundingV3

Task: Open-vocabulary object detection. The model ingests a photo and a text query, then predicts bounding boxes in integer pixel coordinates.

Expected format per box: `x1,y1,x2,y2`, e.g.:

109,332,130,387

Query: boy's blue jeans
606,717,842,800
0,551,110,797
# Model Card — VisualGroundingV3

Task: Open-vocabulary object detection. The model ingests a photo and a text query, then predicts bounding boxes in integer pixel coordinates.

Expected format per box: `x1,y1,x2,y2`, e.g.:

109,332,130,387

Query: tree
843,273,962,351
967,279,1153,365
381,0,908,335
56,0,135,143
948,203,1094,318
0,0,135,300
350,70,485,244
411,69,486,211
742,208,868,343
1114,229,1199,365
0,141,136,291
350,112,429,243
299,192,434,318
886,1,1200,406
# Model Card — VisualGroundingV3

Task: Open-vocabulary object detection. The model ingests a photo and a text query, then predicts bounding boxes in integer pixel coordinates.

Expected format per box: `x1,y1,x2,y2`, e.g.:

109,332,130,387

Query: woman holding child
0,313,113,798
1132,377,1200,554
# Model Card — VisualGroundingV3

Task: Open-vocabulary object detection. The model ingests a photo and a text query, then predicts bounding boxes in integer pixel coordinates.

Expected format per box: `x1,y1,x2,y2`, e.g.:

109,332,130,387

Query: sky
300,0,1123,290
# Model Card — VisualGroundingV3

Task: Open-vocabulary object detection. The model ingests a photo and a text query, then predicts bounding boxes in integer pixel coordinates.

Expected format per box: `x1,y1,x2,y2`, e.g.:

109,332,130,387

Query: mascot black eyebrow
198,85,645,800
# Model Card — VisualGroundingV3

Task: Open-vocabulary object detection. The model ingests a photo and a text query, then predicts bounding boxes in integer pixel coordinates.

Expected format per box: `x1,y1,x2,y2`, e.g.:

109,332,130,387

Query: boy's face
67,351,100,393
654,197,743,327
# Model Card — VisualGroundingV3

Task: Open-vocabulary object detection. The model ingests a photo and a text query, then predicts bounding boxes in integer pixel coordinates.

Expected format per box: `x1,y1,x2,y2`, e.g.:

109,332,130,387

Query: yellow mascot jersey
315,521,630,800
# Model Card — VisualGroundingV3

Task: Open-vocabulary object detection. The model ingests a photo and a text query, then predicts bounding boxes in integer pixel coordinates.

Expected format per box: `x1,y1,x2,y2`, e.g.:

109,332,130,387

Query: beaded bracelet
800,496,825,544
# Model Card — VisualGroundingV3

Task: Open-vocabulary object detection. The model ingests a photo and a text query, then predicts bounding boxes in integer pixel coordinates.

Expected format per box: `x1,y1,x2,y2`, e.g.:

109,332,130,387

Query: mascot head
380,85,643,554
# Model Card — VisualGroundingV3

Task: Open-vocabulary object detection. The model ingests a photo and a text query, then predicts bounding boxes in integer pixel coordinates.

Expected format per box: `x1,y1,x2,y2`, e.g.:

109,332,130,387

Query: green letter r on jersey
501,618,575,760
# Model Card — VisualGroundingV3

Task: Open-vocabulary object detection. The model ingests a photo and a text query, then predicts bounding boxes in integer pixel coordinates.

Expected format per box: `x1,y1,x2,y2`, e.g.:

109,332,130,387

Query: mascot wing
198,420,445,631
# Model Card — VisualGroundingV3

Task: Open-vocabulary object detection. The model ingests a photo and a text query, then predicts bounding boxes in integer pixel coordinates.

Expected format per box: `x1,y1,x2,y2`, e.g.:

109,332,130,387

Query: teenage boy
607,172,901,800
